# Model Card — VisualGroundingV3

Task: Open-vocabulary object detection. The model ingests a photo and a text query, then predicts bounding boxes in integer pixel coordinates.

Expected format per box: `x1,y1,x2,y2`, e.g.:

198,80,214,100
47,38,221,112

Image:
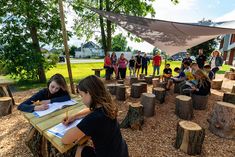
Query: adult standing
135,51,142,78
181,53,192,70
209,50,223,78
196,49,207,69
111,52,118,79
104,53,112,79
152,52,162,77
141,53,150,75
117,53,128,79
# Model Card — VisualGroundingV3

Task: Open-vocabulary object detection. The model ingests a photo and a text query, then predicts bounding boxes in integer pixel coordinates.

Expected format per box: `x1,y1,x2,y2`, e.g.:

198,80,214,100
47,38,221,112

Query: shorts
135,64,141,69
81,146,96,157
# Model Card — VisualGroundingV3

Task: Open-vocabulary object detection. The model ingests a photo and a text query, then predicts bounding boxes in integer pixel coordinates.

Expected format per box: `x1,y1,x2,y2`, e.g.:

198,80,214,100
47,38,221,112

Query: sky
64,0,235,53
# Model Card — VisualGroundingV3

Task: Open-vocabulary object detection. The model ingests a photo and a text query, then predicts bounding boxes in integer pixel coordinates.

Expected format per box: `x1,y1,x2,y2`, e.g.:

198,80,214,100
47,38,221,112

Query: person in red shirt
152,52,162,76
104,53,112,79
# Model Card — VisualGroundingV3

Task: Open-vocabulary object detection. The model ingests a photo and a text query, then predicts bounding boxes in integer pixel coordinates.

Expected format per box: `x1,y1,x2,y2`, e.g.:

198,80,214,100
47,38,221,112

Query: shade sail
90,8,235,55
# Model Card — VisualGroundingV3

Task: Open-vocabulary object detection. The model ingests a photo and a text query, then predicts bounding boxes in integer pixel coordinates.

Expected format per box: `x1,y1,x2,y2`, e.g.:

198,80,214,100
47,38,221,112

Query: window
230,34,235,44
220,38,224,49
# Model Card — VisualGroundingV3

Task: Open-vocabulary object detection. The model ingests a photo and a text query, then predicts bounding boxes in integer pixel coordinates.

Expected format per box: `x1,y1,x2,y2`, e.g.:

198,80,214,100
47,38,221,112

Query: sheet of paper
33,99,77,117
47,119,83,138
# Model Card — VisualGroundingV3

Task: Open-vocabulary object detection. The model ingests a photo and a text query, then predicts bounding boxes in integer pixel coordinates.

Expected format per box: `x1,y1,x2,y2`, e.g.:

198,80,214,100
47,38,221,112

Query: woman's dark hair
174,67,180,72
183,61,190,66
47,73,69,93
77,75,117,119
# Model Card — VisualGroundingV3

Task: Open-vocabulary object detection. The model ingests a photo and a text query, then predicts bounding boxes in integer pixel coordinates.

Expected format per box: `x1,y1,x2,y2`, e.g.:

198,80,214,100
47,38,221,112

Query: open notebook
47,119,83,138
33,99,77,117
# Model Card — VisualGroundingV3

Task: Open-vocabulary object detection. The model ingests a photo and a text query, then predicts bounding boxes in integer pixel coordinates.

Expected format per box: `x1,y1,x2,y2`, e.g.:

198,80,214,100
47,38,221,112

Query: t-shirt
153,55,161,66
77,108,128,157
196,55,206,68
163,68,172,74
142,57,149,66
184,67,194,80
135,55,142,64
129,59,135,68
182,57,192,64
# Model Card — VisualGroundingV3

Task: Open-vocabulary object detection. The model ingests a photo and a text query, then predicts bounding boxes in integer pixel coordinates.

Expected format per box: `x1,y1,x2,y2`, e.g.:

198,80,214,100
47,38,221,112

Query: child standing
62,75,128,157
18,73,70,112
129,56,136,77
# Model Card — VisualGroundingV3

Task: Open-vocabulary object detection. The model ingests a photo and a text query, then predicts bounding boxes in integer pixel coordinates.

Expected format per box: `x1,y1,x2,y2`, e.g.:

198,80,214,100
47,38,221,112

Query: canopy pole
58,0,75,94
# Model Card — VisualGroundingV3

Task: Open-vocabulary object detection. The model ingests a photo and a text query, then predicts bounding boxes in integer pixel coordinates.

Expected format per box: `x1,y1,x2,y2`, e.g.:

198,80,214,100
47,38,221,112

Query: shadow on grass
15,80,46,91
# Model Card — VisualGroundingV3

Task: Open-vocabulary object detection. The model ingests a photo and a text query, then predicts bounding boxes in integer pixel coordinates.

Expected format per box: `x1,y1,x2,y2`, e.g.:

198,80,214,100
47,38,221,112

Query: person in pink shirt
117,53,128,79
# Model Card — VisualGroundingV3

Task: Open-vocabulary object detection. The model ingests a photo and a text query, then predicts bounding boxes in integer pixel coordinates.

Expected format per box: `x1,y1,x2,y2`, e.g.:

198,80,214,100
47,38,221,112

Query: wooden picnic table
91,68,104,77
0,79,15,105
23,97,89,156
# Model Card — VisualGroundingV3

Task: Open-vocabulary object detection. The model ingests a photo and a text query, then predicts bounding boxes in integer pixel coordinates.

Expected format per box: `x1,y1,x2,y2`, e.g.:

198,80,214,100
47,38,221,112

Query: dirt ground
0,74,234,157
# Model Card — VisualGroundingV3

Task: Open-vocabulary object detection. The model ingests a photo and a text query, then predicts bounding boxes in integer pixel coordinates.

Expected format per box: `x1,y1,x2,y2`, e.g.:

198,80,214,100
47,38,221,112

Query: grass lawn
2,61,231,91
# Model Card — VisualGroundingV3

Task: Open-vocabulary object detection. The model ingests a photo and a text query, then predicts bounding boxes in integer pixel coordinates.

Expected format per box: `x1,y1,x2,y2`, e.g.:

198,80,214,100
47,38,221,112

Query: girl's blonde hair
211,50,221,57
194,69,210,88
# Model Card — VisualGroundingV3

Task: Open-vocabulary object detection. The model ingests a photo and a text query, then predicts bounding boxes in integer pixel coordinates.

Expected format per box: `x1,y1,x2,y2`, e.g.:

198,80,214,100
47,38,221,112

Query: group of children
18,74,129,157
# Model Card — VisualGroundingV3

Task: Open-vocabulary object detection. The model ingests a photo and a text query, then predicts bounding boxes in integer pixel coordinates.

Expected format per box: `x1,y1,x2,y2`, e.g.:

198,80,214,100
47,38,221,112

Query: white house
75,41,104,58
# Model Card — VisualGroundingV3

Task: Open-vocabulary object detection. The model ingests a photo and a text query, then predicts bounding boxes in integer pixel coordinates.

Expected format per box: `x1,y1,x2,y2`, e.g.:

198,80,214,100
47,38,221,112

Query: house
219,34,235,66
75,41,104,58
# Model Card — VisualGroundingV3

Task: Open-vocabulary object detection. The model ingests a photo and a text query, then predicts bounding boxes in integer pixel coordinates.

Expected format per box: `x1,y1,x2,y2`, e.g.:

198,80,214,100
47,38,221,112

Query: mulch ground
0,75,234,157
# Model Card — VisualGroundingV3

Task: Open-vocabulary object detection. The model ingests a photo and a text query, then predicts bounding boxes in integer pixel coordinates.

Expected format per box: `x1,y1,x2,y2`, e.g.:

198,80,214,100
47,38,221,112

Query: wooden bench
91,68,104,77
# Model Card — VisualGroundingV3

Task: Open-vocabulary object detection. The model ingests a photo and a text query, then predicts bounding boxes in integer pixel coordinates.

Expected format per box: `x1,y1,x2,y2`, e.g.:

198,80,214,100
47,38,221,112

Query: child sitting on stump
163,63,172,81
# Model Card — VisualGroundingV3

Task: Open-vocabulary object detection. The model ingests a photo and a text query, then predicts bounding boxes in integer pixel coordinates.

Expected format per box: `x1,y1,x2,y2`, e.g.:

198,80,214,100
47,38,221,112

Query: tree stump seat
139,74,145,79
152,78,160,88
224,71,230,79
223,92,235,105
231,84,235,93
192,94,208,110
175,121,205,155
116,85,126,101
130,76,138,85
0,96,13,117
174,82,181,93
117,79,124,84
141,93,155,117
144,76,153,84
131,83,142,98
228,72,235,80
138,79,146,83
152,87,166,104
139,82,147,93
211,79,223,90
175,95,193,120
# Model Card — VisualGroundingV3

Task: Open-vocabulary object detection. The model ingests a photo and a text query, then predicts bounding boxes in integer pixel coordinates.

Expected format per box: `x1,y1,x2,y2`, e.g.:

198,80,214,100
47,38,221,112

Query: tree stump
141,93,155,117
117,79,124,84
144,76,153,84
120,103,144,130
138,79,146,83
105,69,111,80
152,78,160,88
174,121,205,155
156,82,167,89
106,83,117,95
228,72,235,80
139,82,147,93
116,85,126,101
192,94,208,110
231,84,235,93
211,79,223,90
130,76,138,85
223,92,235,104
174,82,181,93
0,97,13,117
131,83,142,98
0,86,7,97
139,74,145,79
175,95,193,120
208,101,235,139
152,87,166,104
224,71,230,79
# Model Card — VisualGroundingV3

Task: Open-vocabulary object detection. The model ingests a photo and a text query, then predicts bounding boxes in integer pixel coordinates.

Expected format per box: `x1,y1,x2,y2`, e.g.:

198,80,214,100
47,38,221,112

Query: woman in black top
62,75,128,157
18,73,70,112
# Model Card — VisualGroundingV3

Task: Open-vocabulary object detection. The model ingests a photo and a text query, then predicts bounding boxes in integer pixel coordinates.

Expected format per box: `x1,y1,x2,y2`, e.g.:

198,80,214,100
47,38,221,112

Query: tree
70,45,78,57
0,0,63,82
112,33,128,51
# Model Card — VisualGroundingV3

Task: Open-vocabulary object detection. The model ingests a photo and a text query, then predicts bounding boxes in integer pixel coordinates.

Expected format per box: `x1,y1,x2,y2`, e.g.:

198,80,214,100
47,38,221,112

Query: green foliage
70,45,78,57
112,33,128,51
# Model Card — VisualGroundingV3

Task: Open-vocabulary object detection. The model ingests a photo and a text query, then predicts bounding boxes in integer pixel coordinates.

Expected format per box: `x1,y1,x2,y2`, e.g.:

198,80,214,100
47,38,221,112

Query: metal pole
58,0,75,94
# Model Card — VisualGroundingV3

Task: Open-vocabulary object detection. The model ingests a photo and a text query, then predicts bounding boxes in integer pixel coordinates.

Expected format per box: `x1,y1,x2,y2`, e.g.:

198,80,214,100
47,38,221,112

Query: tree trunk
131,83,142,98
99,0,107,54
0,97,12,117
152,87,166,104
175,95,193,120
223,92,235,104
192,94,208,110
174,121,205,155
208,101,235,139
106,0,112,52
116,85,126,101
120,103,144,130
211,79,223,90
141,93,155,117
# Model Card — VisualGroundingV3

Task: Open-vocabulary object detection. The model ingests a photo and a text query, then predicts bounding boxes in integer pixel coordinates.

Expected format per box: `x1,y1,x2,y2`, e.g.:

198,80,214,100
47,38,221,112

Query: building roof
77,41,100,51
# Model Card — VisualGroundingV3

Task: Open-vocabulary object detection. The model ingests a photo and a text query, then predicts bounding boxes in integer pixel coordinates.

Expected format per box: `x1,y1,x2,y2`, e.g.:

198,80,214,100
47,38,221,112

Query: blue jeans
153,66,160,76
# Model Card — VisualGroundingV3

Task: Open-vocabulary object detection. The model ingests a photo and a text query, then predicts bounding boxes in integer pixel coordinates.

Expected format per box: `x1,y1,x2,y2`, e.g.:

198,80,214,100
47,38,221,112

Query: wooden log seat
141,93,155,117
174,82,181,94
174,121,205,155
120,103,144,130
152,78,160,88
106,83,117,95
138,79,146,83
117,79,124,84
231,84,235,93
223,92,235,104
144,75,153,84
211,79,223,90
152,87,166,104
130,76,138,85
224,71,230,79
208,101,235,139
116,85,126,101
139,82,147,93
139,74,145,79
0,96,13,117
131,83,142,98
175,95,193,120
192,94,208,110
228,72,235,80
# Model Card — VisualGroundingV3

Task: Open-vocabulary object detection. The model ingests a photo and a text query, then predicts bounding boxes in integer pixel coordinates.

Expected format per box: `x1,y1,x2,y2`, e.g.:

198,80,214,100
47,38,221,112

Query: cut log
117,79,124,84
152,78,160,88
0,86,7,97
152,87,166,104
156,82,167,89
139,74,145,79
130,76,138,85
105,69,111,80
223,92,235,104
120,103,144,130
116,85,126,101
131,83,142,98
211,79,223,90
138,79,146,83
141,93,155,117
175,95,193,120
174,121,205,155
192,94,208,110
139,82,147,93
231,84,235,93
174,82,181,94
228,72,235,80
0,97,12,117
106,83,117,95
224,71,230,79
208,101,235,139
144,76,153,84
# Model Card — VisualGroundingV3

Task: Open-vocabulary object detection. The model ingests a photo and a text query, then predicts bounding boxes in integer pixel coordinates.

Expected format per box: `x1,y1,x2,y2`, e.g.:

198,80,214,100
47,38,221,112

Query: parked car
59,56,65,62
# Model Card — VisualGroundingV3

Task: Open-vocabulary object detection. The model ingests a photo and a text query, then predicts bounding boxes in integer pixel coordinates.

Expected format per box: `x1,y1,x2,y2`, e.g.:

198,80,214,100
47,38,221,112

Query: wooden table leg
6,85,15,105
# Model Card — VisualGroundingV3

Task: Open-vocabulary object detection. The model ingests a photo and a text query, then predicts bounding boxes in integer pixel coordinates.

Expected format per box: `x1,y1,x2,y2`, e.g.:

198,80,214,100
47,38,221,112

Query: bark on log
152,78,160,88
208,101,235,139
192,94,208,110
131,83,142,98
175,95,193,120
228,72,235,80
0,97,12,117
152,87,166,104
120,103,144,130
144,76,153,84
130,76,138,85
174,82,181,94
139,74,145,79
223,92,235,104
116,85,126,101
139,82,147,93
231,84,235,93
211,79,223,90
174,121,205,155
156,82,167,89
106,83,117,95
141,93,155,117
117,79,124,84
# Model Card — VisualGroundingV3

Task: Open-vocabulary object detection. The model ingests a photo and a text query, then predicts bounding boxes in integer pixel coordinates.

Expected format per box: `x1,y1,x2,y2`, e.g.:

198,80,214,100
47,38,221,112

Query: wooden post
152,87,166,104
116,85,126,101
174,121,205,155
208,101,235,139
211,79,223,90
231,84,235,93
58,0,75,94
192,94,208,110
0,97,13,117
120,103,144,130
144,76,153,84
131,83,142,98
175,95,193,120
141,93,155,117
223,92,235,104
130,76,138,85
